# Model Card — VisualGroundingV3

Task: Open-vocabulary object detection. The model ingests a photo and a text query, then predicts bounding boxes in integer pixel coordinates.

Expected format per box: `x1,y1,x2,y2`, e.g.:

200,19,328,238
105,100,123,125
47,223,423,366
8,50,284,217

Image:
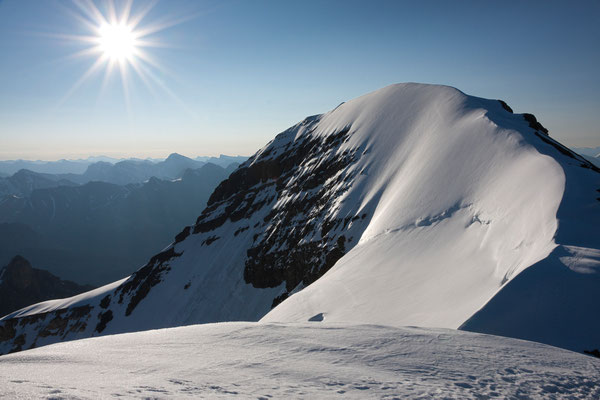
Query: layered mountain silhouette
79,153,205,185
0,153,249,191
0,169,78,197
0,256,93,318
0,83,597,357
0,159,92,176
0,163,238,285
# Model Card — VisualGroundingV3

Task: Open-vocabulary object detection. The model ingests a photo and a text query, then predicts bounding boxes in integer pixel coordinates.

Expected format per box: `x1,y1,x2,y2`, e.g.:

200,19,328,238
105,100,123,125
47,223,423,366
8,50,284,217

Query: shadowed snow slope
0,83,598,355
0,323,599,399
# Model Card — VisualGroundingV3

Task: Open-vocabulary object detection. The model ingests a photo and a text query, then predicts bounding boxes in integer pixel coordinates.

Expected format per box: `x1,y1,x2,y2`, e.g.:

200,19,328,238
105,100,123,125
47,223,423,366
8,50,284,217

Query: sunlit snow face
97,23,137,62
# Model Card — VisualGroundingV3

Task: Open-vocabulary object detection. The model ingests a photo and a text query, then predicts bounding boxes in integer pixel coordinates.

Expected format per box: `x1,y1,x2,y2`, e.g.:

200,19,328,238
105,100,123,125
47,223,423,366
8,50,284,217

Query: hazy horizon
1,0,599,160
0,151,251,162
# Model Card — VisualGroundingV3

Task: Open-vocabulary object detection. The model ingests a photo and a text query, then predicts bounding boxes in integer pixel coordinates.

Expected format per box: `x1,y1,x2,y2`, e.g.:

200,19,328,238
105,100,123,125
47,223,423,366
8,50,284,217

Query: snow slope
261,84,599,350
1,322,598,399
0,83,597,355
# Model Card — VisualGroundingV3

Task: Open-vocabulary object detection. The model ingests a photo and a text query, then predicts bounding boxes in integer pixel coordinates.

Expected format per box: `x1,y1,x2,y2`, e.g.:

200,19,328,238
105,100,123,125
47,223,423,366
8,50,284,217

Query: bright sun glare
55,0,190,108
97,23,137,61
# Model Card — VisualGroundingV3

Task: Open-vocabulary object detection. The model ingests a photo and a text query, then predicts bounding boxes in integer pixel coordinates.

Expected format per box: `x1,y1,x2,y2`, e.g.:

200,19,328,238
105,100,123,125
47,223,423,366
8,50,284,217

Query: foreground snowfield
1,322,598,399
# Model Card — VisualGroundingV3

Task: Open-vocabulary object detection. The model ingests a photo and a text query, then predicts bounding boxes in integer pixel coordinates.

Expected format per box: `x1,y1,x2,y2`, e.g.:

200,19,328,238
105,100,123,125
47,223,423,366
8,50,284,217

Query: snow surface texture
0,83,598,356
1,322,599,399
261,84,599,351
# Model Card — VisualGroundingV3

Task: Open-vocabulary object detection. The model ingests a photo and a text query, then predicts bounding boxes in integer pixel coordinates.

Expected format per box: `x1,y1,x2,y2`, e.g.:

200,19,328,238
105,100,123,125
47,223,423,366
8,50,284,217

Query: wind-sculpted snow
263,85,598,353
264,85,596,340
0,83,598,356
1,323,599,399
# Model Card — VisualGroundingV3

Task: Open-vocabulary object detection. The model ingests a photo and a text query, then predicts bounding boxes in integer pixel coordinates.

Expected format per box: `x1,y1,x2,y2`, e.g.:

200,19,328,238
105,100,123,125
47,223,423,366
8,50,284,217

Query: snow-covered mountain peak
0,83,597,355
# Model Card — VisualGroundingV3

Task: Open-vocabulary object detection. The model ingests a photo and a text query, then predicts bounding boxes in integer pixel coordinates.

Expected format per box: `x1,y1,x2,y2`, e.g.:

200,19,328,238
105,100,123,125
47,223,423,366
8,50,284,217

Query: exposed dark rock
580,163,600,173
0,320,17,342
117,247,182,316
18,312,44,326
0,256,94,318
99,295,111,309
523,113,549,135
95,310,113,333
202,236,220,246
206,159,281,207
175,226,191,244
534,132,575,158
39,313,69,338
239,124,360,302
9,333,26,353
193,214,228,234
584,349,600,358
534,132,600,173
324,236,346,271
193,119,350,237
234,226,250,236
0,304,92,352
498,100,513,113
271,293,288,309
69,305,93,319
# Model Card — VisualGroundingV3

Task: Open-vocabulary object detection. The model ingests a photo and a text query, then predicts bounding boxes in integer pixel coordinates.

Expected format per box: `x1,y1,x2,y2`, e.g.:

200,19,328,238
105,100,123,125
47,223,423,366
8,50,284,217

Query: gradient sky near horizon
0,0,599,161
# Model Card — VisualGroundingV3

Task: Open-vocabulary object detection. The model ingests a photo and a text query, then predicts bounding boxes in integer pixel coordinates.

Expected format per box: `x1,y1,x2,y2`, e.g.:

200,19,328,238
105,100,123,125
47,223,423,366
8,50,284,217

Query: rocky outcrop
0,256,94,318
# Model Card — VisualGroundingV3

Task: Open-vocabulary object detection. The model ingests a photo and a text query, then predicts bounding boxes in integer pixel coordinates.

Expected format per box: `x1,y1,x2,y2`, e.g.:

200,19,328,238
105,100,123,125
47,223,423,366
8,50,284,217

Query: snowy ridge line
0,83,598,356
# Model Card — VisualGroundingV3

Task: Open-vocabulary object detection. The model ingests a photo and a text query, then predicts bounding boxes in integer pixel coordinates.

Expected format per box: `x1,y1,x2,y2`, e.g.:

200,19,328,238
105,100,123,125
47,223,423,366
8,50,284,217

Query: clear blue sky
0,0,599,160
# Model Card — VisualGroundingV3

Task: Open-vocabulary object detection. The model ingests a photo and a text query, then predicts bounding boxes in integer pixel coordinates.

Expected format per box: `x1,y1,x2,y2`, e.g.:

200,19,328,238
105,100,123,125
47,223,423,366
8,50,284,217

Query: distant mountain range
571,146,600,167
76,153,205,185
0,153,248,196
0,159,93,175
0,154,248,181
0,161,241,285
0,255,94,318
0,169,79,198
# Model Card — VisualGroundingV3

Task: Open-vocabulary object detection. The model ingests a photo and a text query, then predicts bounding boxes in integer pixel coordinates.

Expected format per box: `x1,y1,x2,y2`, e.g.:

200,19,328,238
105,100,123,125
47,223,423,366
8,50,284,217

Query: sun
97,23,137,62
53,0,193,108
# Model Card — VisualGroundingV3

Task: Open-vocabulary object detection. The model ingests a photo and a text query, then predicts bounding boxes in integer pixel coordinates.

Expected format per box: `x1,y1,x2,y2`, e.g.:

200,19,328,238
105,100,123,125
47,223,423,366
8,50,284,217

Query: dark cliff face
0,256,94,318
192,117,366,307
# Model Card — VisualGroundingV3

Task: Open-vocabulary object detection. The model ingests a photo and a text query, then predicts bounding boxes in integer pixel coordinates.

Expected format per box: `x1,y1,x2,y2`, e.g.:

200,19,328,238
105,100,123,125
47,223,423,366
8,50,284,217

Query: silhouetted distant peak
12,169,36,178
5,255,32,272
0,255,94,317
3,255,35,290
165,153,190,162
180,163,225,181
200,162,224,172
84,161,113,173
225,163,240,173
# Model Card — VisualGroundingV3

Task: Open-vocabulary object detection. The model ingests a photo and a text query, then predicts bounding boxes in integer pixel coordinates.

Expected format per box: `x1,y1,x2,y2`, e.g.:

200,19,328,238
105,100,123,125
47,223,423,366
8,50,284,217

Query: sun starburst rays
54,0,183,111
